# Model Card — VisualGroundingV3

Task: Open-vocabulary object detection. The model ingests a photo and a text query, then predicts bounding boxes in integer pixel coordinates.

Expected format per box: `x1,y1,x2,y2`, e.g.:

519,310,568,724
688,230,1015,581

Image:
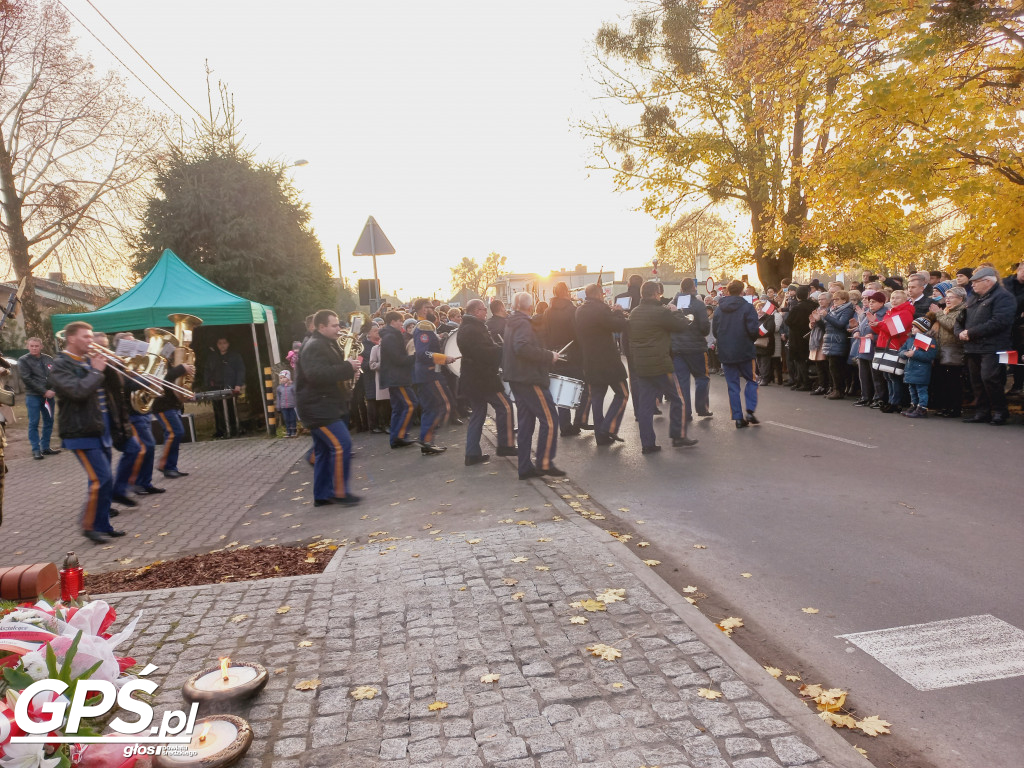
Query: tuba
129,327,178,414
168,313,203,402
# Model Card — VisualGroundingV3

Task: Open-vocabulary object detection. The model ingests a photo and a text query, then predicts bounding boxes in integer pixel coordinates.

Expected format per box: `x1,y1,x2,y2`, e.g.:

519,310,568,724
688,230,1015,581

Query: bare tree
0,0,164,339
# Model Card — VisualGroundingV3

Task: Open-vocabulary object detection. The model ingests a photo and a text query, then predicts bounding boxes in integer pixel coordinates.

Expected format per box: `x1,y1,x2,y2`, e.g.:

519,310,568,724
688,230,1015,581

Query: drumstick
557,341,573,355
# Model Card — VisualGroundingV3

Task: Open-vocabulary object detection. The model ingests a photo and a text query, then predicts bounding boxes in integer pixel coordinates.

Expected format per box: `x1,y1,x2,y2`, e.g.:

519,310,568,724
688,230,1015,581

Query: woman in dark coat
785,286,817,391
820,290,855,399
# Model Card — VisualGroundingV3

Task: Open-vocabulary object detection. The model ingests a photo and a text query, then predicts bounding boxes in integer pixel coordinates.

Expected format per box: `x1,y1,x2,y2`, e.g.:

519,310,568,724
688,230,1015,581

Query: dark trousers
280,407,298,435
510,382,558,475
929,364,964,412
419,379,453,444
814,359,829,389
790,354,810,388
636,373,685,450
389,386,419,445
723,360,758,419
115,414,155,493
466,390,515,457
672,352,710,417
156,410,184,471
312,420,352,500
213,396,239,437
965,352,1007,417
72,446,114,533
625,356,641,417
590,380,629,436
827,355,846,394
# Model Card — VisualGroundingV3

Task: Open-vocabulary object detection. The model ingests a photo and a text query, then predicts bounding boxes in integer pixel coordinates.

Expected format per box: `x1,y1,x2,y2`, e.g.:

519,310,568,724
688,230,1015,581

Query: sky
59,0,676,301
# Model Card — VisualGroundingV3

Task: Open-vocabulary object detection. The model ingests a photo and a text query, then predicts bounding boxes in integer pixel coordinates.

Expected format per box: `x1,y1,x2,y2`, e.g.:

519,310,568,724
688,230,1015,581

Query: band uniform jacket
575,298,627,387
502,310,551,386
457,313,503,399
47,353,132,447
294,331,355,428
544,296,584,379
378,325,415,388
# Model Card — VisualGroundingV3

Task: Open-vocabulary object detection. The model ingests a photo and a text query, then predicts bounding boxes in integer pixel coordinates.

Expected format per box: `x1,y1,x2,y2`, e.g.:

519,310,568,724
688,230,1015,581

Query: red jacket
875,301,914,350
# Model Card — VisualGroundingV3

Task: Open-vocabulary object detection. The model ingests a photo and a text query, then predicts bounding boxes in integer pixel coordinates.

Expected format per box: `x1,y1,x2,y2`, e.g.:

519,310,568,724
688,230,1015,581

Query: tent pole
251,323,272,437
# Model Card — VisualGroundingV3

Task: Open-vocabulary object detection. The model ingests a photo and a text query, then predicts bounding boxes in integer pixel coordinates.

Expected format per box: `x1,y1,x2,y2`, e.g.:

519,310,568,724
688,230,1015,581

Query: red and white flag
859,336,872,354
884,314,905,336
762,302,776,315
913,333,932,351
758,323,768,336
997,350,1019,365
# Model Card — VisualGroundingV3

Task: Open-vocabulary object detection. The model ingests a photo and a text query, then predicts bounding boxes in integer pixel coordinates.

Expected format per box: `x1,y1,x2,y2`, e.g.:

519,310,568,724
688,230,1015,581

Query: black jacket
1003,275,1024,347
669,292,711,355
955,283,1017,353
378,325,415,388
502,310,551,386
457,314,503,399
17,353,54,397
152,364,187,414
294,332,355,428
575,298,627,386
206,349,245,390
786,299,818,357
544,297,583,378
48,353,131,446
627,299,691,377
486,314,507,344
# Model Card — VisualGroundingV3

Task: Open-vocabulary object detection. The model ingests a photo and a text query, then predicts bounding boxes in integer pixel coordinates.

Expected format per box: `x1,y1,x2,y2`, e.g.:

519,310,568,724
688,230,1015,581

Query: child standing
276,369,298,436
898,316,937,418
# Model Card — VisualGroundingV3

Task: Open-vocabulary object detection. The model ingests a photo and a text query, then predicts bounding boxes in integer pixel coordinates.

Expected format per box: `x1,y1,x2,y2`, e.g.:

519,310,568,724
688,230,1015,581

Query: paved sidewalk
91,428,866,768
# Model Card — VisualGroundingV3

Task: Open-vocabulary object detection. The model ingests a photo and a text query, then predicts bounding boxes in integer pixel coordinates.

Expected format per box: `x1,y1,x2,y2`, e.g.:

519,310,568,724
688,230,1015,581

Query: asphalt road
539,379,1024,768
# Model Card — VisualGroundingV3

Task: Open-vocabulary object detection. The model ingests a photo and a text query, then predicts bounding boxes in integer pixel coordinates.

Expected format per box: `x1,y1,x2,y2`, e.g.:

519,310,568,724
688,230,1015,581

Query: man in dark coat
205,337,245,438
670,278,713,421
785,285,817,391
378,311,419,448
615,274,644,416
955,267,1017,424
503,292,565,479
295,310,361,505
544,282,590,436
713,280,761,428
459,299,516,465
576,284,629,446
487,299,508,344
627,281,697,454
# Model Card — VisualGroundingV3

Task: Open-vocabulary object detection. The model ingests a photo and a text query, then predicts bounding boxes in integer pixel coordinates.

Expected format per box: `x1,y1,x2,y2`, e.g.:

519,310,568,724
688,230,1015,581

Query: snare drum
548,374,584,409
443,329,461,377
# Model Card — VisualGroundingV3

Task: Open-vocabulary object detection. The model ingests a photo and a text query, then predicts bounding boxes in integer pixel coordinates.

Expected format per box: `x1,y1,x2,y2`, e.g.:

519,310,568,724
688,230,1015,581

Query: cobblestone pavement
0,437,310,571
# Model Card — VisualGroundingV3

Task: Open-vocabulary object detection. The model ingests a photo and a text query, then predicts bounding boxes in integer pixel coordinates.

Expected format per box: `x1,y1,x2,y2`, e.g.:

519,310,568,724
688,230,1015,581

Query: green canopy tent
51,249,281,435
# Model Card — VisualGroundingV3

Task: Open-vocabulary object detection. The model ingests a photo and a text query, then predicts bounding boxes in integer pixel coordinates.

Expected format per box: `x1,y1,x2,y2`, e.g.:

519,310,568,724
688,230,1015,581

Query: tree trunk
755,248,796,290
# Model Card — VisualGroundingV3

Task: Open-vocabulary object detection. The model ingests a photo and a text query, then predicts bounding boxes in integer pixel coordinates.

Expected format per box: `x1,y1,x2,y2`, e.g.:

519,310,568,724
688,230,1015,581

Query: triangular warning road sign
352,216,395,256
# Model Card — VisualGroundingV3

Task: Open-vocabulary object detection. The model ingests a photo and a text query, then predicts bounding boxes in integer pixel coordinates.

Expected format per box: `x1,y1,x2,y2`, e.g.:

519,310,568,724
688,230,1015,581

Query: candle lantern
182,658,268,705
60,551,84,602
154,715,253,768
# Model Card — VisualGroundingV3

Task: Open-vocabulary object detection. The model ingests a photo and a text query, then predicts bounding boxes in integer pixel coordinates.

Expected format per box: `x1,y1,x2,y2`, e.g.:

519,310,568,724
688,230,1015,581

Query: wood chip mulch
86,546,332,595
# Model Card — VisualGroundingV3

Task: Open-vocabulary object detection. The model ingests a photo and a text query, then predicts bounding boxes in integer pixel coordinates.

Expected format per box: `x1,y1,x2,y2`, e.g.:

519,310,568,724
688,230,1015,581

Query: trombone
87,343,195,400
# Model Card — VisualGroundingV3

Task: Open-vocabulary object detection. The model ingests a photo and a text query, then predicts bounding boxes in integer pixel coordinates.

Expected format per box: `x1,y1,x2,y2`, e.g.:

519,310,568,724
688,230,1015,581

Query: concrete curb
482,430,869,768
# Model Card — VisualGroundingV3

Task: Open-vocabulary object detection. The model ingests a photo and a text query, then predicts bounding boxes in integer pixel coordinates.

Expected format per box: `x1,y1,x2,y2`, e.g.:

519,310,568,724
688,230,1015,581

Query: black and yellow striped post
264,367,276,436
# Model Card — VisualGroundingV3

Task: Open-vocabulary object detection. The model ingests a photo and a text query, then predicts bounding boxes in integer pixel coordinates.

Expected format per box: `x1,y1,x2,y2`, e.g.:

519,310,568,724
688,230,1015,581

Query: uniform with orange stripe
575,286,630,446
378,314,418,447
413,319,456,454
457,302,516,464
502,293,566,480
294,310,361,507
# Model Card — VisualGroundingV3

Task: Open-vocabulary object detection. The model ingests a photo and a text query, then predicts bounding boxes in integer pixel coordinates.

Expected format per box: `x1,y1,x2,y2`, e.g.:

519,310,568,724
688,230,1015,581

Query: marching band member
153,359,195,478
459,299,516,465
48,322,131,542
109,333,164,500
575,283,629,446
413,303,457,455
503,292,565,479
545,282,590,437
670,278,714,421
294,309,361,507
379,311,419,448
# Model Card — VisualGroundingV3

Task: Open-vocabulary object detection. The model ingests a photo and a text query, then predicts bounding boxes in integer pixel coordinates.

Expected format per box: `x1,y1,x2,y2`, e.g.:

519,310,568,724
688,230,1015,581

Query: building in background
0,272,116,349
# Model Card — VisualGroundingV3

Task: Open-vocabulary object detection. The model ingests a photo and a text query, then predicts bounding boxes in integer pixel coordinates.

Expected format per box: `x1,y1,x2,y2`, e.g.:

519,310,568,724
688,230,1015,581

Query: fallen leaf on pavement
511,556,529,563
693,544,707,549
535,566,550,571
595,588,626,604
511,592,525,601
229,614,248,623
276,606,291,614
570,599,607,612
637,541,650,548
569,616,588,625
682,586,698,593
802,607,820,614
717,617,744,635
515,507,530,513
294,679,322,691
298,641,313,648
820,711,858,729
428,701,448,711
741,573,752,578
697,688,723,699
537,538,552,542
350,685,378,699
685,597,697,604
480,673,500,683
611,682,623,688
764,666,782,678
642,559,661,567
587,643,621,661
856,716,891,737
854,746,868,757
785,675,801,682
466,538,481,544
502,578,518,586
617,507,629,512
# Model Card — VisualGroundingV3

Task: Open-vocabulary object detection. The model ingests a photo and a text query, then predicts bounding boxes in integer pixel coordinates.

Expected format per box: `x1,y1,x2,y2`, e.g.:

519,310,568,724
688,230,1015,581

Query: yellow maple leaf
350,685,379,700
635,520,645,524
637,541,650,547
785,675,801,682
693,544,707,549
511,591,525,601
511,556,529,563
276,606,291,614
799,683,824,699
611,682,623,688
305,556,317,563
499,518,514,523
298,641,313,648
741,573,752,578
815,688,848,712
856,716,891,737
229,614,248,623
587,643,622,661
569,616,588,625
854,746,868,757
682,586,698,593
427,701,448,711
466,538,481,544
643,559,661,567
595,588,626,604
718,617,744,636
572,599,607,612
697,688,723,699
617,507,629,512
764,666,782,678
537,538,552,542
294,679,322,691
819,711,857,729
685,597,697,604
480,673,500,683
502,578,518,586
802,607,820,614
535,566,550,571
515,507,530,512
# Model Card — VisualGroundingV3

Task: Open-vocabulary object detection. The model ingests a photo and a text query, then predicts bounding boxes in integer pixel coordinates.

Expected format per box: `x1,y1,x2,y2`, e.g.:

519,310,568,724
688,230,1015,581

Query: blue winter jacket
898,335,937,385
854,306,887,360
821,302,854,357
712,296,759,364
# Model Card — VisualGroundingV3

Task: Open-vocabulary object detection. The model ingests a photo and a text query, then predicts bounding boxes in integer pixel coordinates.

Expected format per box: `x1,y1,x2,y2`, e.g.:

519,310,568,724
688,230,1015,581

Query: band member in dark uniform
503,292,565,480
459,299,516,465
545,282,590,436
379,311,419,448
576,283,629,446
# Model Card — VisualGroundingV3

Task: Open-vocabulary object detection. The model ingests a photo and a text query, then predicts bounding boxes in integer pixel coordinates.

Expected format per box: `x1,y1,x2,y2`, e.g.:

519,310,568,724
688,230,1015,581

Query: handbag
754,336,770,350
871,349,905,376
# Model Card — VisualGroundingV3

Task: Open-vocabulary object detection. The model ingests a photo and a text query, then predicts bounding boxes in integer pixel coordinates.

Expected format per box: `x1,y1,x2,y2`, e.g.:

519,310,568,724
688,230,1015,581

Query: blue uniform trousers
71,446,115,533
389,386,419,445
672,352,711,418
115,414,155,493
418,379,453,444
466,390,515,457
589,380,629,436
510,383,558,475
636,374,685,449
25,394,55,453
155,410,184,473
723,360,759,419
312,420,352,501
557,385,591,432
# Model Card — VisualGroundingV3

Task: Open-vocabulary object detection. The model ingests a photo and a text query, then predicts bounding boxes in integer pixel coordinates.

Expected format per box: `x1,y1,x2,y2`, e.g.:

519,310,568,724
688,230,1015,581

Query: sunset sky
61,0,722,300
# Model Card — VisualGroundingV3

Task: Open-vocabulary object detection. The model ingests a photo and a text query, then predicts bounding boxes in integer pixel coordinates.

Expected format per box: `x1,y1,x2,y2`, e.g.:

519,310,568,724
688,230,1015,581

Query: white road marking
765,421,877,448
838,615,1024,691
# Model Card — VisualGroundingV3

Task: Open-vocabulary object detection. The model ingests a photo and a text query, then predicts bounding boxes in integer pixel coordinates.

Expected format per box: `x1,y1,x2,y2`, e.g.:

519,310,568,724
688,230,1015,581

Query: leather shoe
745,412,760,425
696,410,713,417
314,498,335,507
83,530,108,543
496,446,518,456
559,427,581,437
990,414,1008,426
537,465,566,477
519,469,541,480
852,399,870,407
163,470,189,478
641,445,662,455
962,413,991,423
595,432,614,446
134,485,166,494
465,454,490,466
421,443,447,455
391,438,418,448
33,451,43,460
42,448,61,455
735,419,749,428
672,437,698,447
579,424,595,431
112,494,138,507
109,509,120,518
334,494,362,505
106,529,127,538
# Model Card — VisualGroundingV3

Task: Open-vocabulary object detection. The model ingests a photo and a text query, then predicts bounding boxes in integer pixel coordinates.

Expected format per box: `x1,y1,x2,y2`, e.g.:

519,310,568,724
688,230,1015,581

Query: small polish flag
997,350,1019,365
859,337,872,354
884,314,905,336
913,333,932,351
762,302,776,315
758,323,768,336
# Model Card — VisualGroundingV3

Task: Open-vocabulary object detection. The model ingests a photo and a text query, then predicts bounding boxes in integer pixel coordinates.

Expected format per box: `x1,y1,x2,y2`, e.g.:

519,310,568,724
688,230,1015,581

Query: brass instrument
54,329,67,352
340,311,370,360
129,327,179,414
87,343,164,397
168,313,203,402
